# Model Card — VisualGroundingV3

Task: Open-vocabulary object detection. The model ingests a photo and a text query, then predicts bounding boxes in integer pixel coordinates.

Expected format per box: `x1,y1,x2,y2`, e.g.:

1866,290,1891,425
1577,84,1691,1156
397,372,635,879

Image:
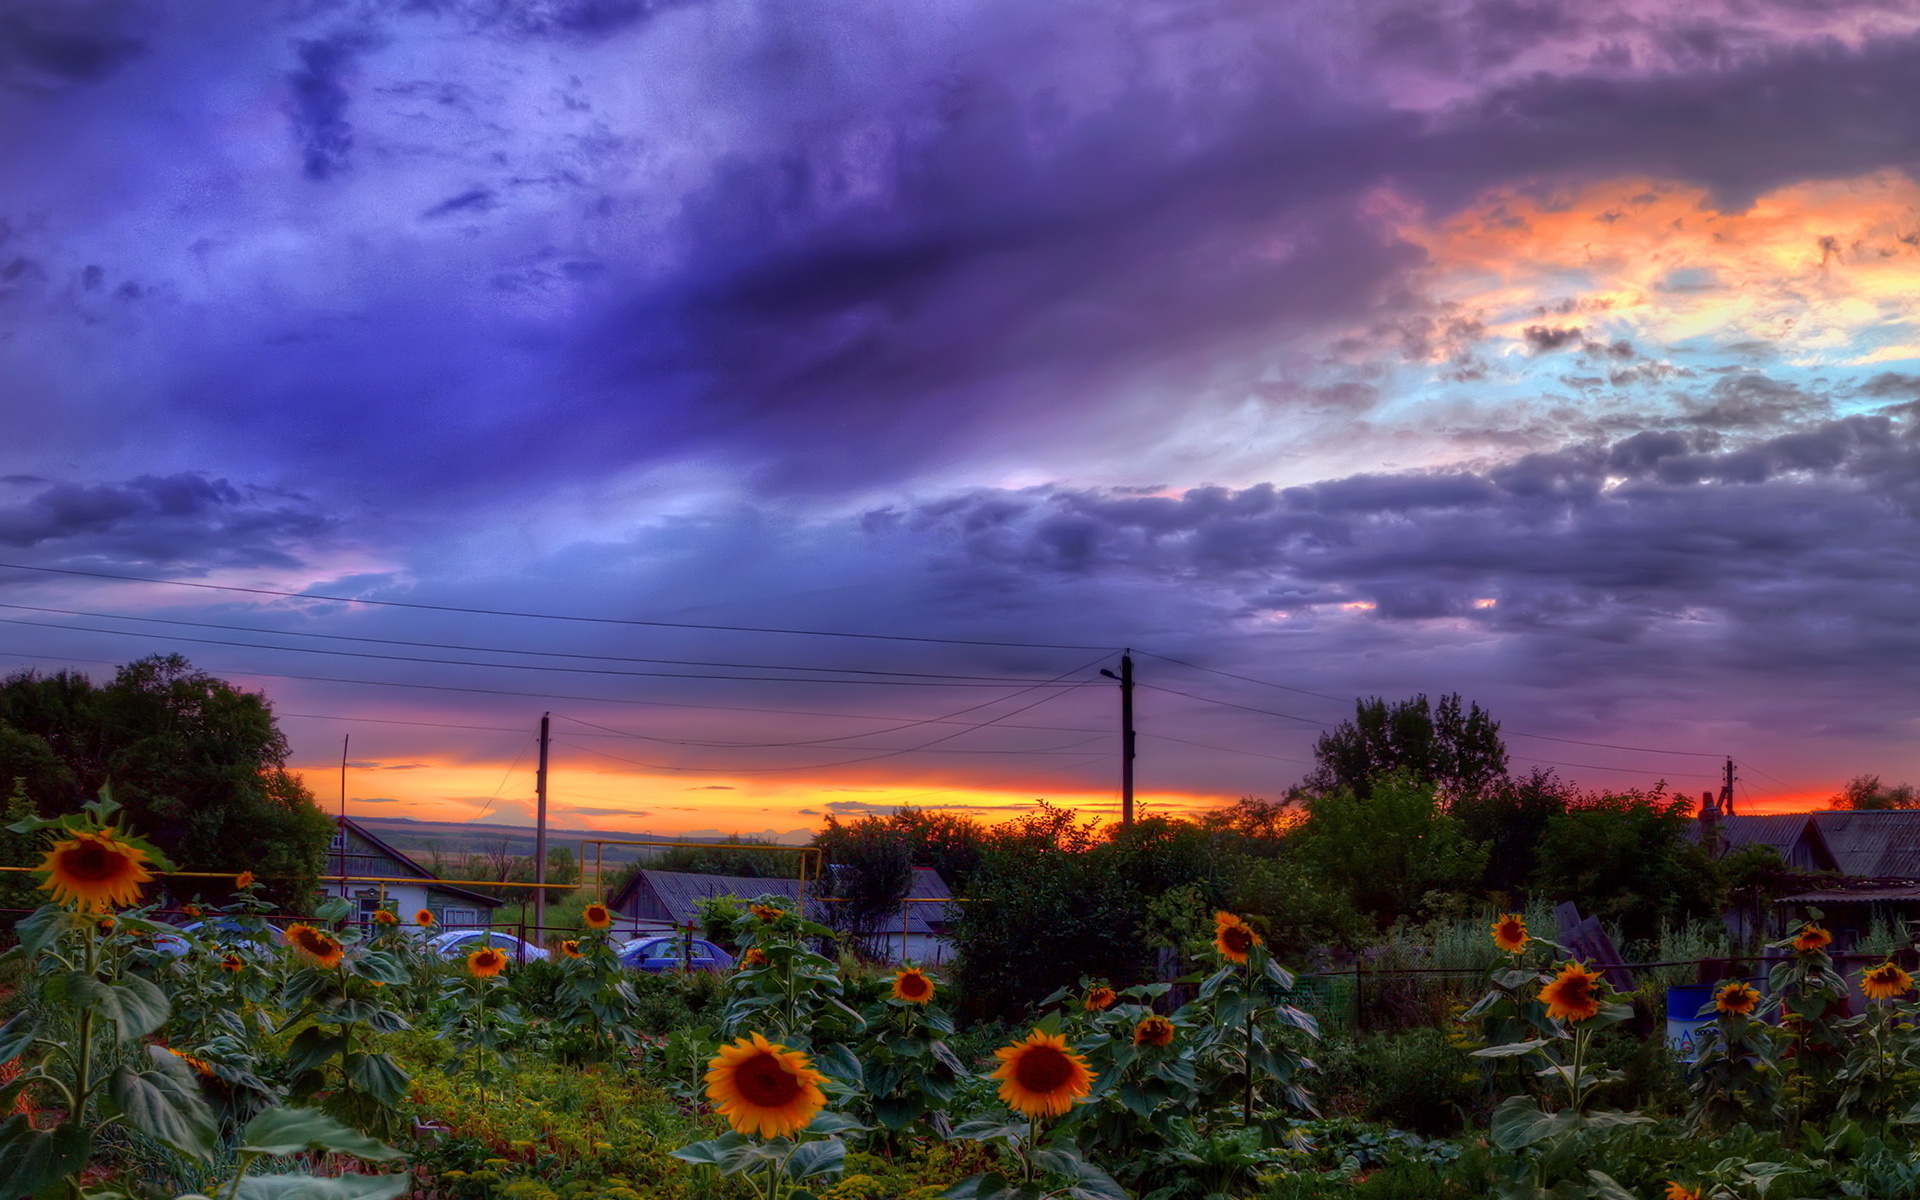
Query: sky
4,0,1919,837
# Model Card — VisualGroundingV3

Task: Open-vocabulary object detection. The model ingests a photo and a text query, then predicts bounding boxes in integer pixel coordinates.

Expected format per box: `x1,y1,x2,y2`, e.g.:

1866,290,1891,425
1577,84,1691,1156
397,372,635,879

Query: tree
812,814,914,956
0,656,332,909
950,806,1230,1020
1452,768,1577,898
1829,774,1920,810
1292,770,1489,926
653,836,794,878
1532,787,1717,946
1304,693,1507,802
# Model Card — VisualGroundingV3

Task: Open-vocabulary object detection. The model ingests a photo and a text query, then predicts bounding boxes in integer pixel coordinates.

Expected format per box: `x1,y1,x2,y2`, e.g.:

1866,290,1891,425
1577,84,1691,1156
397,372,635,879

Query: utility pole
337,734,349,900
1721,757,1737,818
1100,653,1137,824
534,713,550,942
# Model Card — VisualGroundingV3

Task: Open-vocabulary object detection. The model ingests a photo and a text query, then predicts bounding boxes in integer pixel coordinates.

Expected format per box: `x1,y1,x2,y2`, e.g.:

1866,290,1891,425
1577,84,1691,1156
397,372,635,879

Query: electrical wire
0,615,1085,687
1144,733,1308,764
0,560,1114,651
551,650,1115,748
0,645,1111,734
552,677,1101,773
0,600,1087,683
1135,681,1330,727
1129,650,1349,703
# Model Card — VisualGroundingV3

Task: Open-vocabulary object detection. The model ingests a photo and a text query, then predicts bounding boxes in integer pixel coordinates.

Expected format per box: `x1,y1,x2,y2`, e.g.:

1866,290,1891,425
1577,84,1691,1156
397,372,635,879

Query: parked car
616,934,734,973
426,929,549,963
148,918,275,959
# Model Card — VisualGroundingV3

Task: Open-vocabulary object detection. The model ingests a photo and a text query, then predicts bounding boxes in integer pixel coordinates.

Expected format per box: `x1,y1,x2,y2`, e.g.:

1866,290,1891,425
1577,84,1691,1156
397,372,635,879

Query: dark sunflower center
1498,922,1522,941
735,1052,804,1107
1013,1045,1074,1094
59,840,129,883
1222,926,1253,953
901,974,930,998
1560,977,1591,1006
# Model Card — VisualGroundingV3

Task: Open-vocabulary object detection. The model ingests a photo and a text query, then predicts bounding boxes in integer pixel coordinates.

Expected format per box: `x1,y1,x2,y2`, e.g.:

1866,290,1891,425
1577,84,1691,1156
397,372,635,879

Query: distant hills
350,814,814,866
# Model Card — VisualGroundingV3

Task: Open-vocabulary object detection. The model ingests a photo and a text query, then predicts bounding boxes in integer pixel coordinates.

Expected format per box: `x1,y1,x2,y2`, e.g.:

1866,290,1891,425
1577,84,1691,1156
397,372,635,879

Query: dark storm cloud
882,412,1920,693
8,3,1920,504
288,35,362,180
0,473,335,568
0,3,144,86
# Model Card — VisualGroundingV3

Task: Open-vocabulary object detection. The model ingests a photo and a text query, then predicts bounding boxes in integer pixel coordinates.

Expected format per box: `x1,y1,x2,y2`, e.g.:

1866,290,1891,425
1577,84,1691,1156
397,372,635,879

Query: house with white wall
319,816,507,931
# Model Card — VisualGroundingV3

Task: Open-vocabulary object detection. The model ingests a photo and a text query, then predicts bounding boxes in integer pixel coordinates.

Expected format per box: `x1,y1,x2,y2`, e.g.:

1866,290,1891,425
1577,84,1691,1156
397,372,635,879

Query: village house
606,865,957,963
319,816,508,932
1694,799,1920,949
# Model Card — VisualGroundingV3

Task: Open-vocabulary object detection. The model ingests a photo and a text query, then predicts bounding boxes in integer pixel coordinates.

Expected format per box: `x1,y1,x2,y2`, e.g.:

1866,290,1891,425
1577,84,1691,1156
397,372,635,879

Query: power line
859,756,1111,805
1135,681,1331,727
551,651,1115,748
0,560,1114,651
552,678,1100,773
0,645,1110,734
0,600,1079,683
1130,650,1349,703
1145,732,1307,764
1137,650,1725,760
0,615,1085,687
1508,753,1721,780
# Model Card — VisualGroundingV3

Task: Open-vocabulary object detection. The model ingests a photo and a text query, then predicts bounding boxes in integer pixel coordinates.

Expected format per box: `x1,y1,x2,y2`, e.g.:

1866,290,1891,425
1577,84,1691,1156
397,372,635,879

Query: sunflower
1134,1015,1176,1047
1539,962,1605,1023
1862,961,1914,1002
284,923,345,969
219,953,244,973
96,916,117,934
991,1028,1096,1119
1715,981,1762,1016
468,946,509,977
35,829,155,912
749,904,783,923
162,1047,216,1078
183,904,204,919
415,908,436,928
1213,911,1262,964
373,909,398,925
1794,924,1832,953
1491,913,1529,954
1664,1184,1701,1200
1083,986,1117,1012
234,872,255,889
742,947,768,967
559,940,583,959
583,903,613,929
704,1032,829,1139
892,968,936,1004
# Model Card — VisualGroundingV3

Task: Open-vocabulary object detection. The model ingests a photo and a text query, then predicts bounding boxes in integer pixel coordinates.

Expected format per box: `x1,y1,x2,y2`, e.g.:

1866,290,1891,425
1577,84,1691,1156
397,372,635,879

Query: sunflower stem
1242,957,1255,1128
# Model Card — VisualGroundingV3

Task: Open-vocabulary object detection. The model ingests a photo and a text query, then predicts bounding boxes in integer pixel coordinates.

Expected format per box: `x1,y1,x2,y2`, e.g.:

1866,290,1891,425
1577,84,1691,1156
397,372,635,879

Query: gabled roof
607,865,955,933
1684,812,1835,871
607,869,814,923
330,817,505,909
1809,811,1920,878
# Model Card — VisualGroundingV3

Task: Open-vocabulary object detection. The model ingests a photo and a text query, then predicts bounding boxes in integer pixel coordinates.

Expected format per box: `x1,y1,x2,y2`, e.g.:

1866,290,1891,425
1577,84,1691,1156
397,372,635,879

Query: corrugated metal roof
1810,812,1920,877
1722,814,1818,853
609,866,954,934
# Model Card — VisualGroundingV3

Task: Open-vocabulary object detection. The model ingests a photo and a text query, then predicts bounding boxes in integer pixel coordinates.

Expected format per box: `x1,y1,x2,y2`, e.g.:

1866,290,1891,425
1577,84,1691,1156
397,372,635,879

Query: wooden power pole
533,713,550,940
1101,653,1137,824
1720,757,1736,817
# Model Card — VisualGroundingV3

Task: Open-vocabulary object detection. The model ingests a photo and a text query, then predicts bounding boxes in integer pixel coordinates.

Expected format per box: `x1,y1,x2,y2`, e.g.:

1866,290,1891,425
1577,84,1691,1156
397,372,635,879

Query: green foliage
1303,693,1507,803
1294,772,1488,928
1452,769,1576,899
1830,773,1920,810
950,807,1230,1020
813,814,915,954
0,656,333,908
1532,787,1718,945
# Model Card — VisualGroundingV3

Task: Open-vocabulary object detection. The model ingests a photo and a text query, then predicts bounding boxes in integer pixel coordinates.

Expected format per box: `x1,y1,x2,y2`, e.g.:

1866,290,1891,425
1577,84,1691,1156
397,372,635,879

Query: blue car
616,935,734,973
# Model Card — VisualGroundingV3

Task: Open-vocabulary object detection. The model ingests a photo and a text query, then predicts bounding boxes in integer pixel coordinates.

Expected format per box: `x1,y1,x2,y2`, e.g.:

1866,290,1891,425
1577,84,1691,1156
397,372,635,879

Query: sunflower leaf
16,906,83,957
67,972,169,1041
343,1052,410,1106
0,1114,92,1197
1472,1039,1548,1058
0,1011,37,1065
104,1057,216,1159
784,1136,845,1180
231,1174,412,1200
238,1106,404,1159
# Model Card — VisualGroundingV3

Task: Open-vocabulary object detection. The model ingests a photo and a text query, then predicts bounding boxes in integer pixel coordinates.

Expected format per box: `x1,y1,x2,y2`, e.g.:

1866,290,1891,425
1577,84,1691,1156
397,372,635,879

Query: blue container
1665,985,1716,1062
